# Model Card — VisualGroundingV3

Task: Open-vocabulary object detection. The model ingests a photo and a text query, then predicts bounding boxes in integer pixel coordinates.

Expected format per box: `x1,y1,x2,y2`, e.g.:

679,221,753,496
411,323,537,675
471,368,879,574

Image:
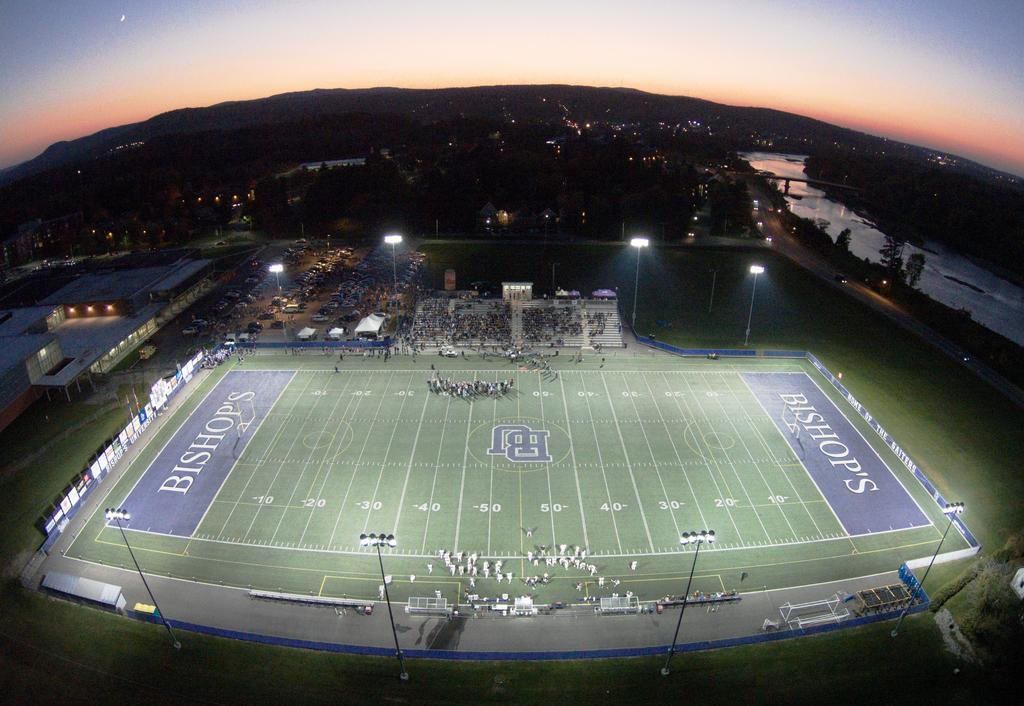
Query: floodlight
630,237,650,248
384,234,403,245
268,263,284,273
749,264,765,274
944,502,965,515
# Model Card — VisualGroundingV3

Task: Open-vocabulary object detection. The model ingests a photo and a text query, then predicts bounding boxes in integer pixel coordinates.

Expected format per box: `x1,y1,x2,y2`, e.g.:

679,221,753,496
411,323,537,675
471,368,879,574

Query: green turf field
66,352,967,605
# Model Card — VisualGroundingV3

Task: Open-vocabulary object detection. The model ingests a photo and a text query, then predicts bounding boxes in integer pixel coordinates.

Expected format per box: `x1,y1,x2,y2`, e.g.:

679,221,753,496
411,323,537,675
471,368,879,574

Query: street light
890,502,964,637
630,237,649,330
268,263,283,295
360,532,408,681
105,508,181,649
744,264,765,347
384,234,402,297
662,530,715,676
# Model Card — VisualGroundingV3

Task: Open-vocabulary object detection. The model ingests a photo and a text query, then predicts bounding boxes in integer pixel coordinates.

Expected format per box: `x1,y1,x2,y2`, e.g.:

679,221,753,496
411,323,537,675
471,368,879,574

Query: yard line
558,373,590,548
451,390,474,552
642,373,710,530
722,375,827,538
537,370,558,548
577,373,624,553
391,386,433,536
216,373,317,538
295,371,370,545
268,371,356,543
681,373,772,541
699,372,800,540
598,372,655,551
485,372,500,555
420,394,453,553
359,373,418,534
662,373,745,542
326,372,397,548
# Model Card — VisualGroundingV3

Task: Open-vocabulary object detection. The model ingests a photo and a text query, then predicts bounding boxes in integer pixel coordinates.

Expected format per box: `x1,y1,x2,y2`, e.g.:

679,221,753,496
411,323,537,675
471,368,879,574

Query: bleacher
411,295,624,348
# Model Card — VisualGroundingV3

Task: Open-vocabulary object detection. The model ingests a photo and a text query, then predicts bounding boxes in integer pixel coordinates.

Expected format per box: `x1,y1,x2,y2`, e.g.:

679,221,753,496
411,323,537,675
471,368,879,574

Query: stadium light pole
384,234,402,295
268,263,283,295
662,530,715,677
630,237,649,330
744,264,765,347
890,502,964,638
361,532,408,681
105,508,181,650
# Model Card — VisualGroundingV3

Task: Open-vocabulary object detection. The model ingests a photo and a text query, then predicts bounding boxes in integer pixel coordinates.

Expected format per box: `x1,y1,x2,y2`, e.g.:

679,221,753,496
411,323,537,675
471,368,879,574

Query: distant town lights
630,237,650,248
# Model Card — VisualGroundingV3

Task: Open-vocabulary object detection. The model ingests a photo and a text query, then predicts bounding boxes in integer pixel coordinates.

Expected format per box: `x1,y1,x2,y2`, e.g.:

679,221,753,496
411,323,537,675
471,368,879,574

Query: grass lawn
0,240,1020,700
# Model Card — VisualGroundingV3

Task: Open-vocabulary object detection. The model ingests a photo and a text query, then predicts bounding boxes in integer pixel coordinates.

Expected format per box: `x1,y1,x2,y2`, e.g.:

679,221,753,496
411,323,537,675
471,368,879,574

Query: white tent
327,327,346,340
296,327,317,340
354,314,386,339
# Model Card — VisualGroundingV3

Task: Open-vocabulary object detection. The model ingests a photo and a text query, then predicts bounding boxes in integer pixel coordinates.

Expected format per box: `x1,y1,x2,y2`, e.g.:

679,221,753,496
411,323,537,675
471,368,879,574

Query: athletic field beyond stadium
69,352,970,605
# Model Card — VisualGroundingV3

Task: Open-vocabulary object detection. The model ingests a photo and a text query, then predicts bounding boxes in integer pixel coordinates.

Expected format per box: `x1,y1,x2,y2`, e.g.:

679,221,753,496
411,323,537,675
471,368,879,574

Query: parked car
270,320,284,329
182,326,199,335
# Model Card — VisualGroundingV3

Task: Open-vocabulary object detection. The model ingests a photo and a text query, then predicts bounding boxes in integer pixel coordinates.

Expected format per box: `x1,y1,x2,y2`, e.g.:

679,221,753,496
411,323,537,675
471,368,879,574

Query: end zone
117,370,294,536
741,372,931,535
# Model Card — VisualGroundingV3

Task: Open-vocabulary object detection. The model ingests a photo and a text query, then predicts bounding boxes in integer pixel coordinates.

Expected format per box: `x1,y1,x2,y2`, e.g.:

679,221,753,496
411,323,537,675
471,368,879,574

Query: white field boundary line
390,382,434,535
537,369,558,548
485,373,500,555
111,520,933,559
192,371,297,539
801,372,937,533
721,374,828,540
738,374,852,537
95,369,233,535
558,373,590,548
451,383,474,552
59,553,905,606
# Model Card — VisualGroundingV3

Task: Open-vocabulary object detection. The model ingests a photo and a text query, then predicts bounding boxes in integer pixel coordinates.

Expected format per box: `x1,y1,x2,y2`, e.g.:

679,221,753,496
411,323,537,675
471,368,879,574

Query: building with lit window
0,257,212,431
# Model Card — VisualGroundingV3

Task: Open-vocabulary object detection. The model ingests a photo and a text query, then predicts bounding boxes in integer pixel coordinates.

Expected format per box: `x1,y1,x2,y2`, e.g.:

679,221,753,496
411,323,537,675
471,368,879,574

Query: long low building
0,257,213,432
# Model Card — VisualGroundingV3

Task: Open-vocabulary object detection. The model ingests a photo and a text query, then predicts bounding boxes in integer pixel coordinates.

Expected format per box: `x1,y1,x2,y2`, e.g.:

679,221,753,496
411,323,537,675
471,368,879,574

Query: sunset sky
2,0,1022,175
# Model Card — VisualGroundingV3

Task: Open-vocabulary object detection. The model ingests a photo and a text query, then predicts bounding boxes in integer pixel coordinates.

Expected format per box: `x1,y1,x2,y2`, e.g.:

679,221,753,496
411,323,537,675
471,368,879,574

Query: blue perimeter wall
634,337,979,550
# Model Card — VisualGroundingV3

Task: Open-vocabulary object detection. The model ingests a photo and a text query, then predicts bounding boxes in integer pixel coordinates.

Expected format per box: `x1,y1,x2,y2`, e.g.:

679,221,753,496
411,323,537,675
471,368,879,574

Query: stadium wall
634,337,981,555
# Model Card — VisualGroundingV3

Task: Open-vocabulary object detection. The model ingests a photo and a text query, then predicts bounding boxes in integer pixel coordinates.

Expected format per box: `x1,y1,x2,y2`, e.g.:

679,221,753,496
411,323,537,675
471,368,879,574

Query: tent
327,327,346,340
296,327,317,340
354,313,386,339
591,288,617,299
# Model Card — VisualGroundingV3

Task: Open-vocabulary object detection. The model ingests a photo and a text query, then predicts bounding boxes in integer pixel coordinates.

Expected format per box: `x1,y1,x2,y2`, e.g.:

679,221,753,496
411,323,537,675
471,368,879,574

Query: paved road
746,180,1024,410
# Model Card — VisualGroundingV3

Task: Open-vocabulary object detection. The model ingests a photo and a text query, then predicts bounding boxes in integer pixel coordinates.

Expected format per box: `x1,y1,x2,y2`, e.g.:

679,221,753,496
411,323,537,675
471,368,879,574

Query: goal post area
406,596,452,616
778,593,850,629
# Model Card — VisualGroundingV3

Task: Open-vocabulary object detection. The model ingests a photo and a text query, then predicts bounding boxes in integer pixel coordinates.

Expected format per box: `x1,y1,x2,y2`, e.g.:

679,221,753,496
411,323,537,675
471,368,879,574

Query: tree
905,252,926,288
835,228,851,253
879,233,905,281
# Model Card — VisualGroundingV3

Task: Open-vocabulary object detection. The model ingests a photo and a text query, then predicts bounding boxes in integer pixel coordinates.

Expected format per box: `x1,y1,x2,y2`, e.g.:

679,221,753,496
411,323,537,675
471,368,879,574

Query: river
741,152,1024,346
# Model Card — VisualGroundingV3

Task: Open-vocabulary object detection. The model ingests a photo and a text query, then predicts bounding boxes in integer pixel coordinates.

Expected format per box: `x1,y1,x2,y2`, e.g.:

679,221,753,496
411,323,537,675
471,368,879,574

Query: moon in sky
120,14,126,22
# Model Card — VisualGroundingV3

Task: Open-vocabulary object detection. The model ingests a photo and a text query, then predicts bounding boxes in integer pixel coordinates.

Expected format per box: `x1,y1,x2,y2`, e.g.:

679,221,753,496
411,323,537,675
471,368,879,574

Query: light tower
630,237,649,329
661,529,715,676
384,234,402,295
744,264,765,346
360,532,408,681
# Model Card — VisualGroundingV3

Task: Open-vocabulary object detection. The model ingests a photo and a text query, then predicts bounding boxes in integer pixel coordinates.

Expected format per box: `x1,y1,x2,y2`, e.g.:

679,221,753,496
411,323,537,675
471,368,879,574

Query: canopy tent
326,327,346,340
354,314,386,339
591,288,617,299
296,327,317,340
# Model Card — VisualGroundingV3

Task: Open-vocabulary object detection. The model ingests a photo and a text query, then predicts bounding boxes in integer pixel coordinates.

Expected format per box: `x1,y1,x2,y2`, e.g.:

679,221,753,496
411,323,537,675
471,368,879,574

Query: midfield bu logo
488,424,552,463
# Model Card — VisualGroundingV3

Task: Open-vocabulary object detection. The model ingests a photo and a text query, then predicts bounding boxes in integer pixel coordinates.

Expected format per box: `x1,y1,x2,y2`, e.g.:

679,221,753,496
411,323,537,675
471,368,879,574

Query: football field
68,353,968,604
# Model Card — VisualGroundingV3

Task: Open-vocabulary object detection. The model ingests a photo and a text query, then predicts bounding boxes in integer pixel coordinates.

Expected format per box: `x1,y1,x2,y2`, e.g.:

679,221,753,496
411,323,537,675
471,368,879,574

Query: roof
41,259,210,305
354,314,385,334
0,306,57,337
0,333,55,374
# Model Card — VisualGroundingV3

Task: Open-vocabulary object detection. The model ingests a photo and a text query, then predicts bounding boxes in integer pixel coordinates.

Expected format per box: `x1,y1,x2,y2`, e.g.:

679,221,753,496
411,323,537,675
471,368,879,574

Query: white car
439,346,458,358
311,313,329,322
182,326,199,335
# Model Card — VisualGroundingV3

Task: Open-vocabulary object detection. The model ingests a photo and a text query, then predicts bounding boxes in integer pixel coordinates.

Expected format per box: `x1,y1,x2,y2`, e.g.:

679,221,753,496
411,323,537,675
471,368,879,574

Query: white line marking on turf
452,380,475,552
558,373,590,549
390,384,432,535
359,372,417,534
577,372,624,553
420,393,453,553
